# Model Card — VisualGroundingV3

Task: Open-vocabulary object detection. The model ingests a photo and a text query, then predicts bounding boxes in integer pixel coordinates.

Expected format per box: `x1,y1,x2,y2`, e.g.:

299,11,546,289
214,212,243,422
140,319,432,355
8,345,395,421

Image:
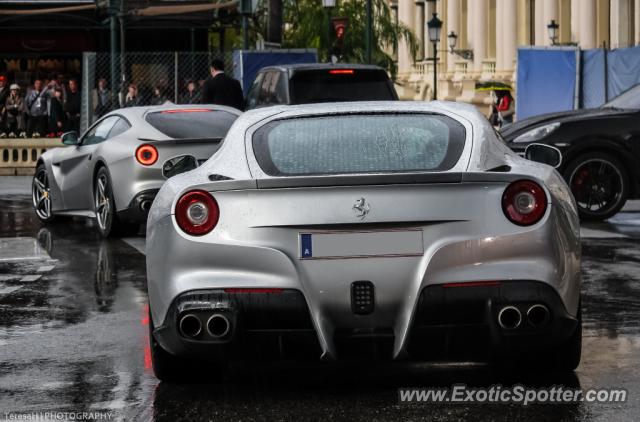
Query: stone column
447,0,460,73
579,0,597,48
535,0,545,44
502,0,517,76
636,0,640,44
473,0,488,72
496,0,504,72
571,0,580,43
398,0,416,76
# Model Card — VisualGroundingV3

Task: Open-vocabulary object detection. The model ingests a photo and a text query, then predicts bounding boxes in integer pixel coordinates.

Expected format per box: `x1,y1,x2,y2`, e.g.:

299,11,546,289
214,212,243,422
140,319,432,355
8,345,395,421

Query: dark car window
145,109,238,139
257,72,275,106
246,72,264,109
82,116,119,146
108,117,131,138
252,113,466,176
290,69,396,104
605,84,640,109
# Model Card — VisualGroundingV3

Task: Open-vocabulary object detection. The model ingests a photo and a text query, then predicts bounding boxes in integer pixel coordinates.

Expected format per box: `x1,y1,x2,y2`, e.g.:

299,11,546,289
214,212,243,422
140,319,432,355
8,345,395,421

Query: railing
480,59,497,79
0,139,66,176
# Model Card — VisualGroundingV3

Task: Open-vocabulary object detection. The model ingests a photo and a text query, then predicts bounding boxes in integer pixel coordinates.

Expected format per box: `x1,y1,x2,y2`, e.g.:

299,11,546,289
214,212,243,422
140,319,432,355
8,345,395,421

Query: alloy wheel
32,168,52,220
95,174,111,231
569,158,624,216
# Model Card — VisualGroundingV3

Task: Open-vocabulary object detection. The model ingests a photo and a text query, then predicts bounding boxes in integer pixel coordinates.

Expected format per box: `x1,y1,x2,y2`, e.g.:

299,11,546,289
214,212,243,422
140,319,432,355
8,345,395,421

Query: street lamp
547,19,559,45
447,30,474,60
322,0,336,62
427,12,442,100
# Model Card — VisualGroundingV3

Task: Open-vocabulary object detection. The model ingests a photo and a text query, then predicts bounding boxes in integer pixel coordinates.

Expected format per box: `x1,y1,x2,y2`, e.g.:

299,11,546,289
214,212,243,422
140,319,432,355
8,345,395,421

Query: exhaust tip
179,313,202,338
140,200,152,212
527,304,550,327
206,313,230,338
498,306,522,329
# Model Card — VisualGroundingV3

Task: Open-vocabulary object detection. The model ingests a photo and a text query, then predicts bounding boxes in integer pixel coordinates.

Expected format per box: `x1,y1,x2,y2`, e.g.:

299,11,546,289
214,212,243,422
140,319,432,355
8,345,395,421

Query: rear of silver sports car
146,109,581,369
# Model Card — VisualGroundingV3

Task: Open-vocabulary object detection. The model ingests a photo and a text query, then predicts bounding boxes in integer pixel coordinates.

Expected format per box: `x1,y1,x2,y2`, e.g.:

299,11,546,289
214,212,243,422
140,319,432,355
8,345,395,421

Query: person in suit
201,59,244,110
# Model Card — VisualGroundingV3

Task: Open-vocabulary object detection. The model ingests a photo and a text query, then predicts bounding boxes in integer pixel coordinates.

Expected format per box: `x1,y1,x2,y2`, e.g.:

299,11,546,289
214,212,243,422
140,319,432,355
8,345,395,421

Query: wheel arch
560,141,639,198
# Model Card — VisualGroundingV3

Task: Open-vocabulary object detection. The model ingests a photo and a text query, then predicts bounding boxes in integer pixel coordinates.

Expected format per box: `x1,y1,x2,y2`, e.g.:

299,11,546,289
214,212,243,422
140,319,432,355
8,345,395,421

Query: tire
148,307,228,383
32,164,55,223
94,167,139,237
546,303,582,372
563,152,629,221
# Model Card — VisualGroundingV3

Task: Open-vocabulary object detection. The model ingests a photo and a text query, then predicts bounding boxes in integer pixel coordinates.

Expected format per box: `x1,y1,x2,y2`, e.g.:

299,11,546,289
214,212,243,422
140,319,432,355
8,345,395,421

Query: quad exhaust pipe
206,313,231,338
140,200,152,212
497,306,522,329
178,313,202,338
497,304,550,329
526,304,550,327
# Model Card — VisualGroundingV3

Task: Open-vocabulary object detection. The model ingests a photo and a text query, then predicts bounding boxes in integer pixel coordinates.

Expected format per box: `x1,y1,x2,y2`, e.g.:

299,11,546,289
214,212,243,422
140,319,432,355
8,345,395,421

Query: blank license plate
299,230,423,260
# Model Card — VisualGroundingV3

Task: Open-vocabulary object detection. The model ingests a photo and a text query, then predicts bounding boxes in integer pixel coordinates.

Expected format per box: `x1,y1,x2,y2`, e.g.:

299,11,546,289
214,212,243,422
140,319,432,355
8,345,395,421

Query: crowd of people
0,74,81,138
0,60,244,138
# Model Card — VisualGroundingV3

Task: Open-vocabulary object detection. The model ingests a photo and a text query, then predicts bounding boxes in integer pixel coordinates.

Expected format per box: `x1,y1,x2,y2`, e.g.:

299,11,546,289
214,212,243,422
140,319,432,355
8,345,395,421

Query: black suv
245,63,399,109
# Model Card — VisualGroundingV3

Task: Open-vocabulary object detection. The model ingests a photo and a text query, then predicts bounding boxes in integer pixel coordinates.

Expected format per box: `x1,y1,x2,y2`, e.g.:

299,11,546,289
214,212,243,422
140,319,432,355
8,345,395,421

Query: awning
0,3,95,14
130,1,238,17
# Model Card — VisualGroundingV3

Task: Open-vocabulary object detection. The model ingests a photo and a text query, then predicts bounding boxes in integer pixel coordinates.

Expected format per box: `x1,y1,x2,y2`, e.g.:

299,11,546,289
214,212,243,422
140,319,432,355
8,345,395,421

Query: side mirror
162,155,199,179
524,143,562,168
61,131,79,146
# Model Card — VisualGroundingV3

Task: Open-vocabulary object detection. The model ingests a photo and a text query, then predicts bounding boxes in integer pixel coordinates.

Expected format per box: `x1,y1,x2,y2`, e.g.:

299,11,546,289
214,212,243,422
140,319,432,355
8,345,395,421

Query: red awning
0,3,96,15
130,1,238,17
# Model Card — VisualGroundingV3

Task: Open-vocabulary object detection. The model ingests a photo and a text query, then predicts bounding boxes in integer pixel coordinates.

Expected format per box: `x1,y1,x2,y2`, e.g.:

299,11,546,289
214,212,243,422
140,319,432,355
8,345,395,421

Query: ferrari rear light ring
502,179,548,226
175,190,219,236
135,144,158,166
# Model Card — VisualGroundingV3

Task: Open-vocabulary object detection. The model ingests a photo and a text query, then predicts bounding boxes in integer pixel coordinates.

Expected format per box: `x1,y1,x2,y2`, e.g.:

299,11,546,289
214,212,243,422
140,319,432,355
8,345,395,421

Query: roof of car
258,63,386,73
107,103,243,120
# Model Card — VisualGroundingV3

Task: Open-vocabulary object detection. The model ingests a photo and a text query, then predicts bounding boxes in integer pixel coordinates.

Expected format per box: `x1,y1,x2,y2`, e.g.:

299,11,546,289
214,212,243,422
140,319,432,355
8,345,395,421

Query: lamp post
427,12,442,100
322,0,336,62
547,19,559,45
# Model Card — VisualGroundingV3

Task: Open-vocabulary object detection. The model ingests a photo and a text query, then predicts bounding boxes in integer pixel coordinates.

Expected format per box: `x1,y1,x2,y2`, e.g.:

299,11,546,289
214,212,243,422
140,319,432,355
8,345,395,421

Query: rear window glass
252,114,466,176
291,69,396,103
146,109,238,139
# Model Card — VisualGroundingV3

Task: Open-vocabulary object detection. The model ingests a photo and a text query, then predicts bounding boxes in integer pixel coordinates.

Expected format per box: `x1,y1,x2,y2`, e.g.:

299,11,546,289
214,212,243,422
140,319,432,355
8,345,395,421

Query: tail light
175,190,219,235
136,144,158,166
502,180,547,226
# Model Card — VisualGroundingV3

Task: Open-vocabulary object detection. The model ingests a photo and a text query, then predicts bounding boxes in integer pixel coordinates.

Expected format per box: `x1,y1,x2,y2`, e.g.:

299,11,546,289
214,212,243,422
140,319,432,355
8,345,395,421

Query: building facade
394,0,640,109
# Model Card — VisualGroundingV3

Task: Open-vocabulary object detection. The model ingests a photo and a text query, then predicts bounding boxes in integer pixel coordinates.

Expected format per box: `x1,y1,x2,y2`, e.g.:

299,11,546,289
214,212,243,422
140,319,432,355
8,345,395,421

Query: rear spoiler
200,172,528,192
138,137,222,145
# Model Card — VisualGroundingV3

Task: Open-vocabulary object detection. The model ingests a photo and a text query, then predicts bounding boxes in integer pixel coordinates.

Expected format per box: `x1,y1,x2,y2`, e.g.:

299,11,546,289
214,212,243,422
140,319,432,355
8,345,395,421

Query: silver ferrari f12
146,101,581,381
32,104,241,236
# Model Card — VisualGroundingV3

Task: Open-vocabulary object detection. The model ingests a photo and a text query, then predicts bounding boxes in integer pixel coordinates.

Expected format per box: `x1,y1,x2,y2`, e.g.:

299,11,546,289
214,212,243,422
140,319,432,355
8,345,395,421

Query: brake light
161,108,213,113
502,180,547,226
135,144,158,166
175,190,219,235
329,69,354,74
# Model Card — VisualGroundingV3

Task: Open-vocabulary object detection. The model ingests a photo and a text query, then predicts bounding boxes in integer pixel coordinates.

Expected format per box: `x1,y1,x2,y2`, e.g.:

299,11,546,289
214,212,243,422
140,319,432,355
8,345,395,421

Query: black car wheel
32,164,55,223
564,152,629,221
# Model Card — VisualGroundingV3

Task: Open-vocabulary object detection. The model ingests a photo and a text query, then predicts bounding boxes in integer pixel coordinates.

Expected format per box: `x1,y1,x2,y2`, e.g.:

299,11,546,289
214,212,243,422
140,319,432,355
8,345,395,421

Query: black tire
563,152,629,221
32,164,55,223
94,167,139,237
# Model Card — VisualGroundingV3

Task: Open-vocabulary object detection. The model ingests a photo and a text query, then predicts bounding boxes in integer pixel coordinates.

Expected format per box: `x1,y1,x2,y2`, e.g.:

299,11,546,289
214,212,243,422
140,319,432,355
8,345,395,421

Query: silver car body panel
146,101,581,360
38,104,241,216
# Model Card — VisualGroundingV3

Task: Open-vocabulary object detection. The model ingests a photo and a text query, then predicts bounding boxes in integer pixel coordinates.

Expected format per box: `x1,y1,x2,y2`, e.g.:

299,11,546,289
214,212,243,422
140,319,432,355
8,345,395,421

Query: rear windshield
146,109,238,139
252,114,466,176
290,69,397,103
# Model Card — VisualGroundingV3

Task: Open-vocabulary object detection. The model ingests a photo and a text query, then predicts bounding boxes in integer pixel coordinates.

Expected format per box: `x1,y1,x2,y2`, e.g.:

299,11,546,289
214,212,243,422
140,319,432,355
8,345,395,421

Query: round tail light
175,190,219,235
502,180,548,226
135,144,158,166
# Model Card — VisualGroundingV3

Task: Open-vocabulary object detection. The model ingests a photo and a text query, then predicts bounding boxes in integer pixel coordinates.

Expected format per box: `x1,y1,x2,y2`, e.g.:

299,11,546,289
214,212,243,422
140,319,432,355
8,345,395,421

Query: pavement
1,176,640,421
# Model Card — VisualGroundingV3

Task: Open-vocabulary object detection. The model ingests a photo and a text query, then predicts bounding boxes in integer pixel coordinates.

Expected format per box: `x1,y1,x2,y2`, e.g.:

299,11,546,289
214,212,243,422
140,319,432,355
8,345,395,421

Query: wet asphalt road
1,177,640,421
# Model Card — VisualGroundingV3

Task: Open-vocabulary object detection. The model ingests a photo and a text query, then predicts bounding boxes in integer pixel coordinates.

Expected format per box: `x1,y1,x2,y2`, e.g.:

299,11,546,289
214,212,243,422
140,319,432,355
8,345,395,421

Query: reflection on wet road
1,192,640,421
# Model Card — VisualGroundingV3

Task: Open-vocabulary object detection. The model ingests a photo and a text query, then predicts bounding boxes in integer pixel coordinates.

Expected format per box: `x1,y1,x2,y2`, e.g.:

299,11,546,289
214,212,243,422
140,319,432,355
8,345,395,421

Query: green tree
282,0,418,77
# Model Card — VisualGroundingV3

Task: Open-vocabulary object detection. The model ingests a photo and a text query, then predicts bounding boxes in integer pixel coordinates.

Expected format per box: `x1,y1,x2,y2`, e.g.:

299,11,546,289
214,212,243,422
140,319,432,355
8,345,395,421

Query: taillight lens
175,190,219,235
502,180,547,226
136,144,158,166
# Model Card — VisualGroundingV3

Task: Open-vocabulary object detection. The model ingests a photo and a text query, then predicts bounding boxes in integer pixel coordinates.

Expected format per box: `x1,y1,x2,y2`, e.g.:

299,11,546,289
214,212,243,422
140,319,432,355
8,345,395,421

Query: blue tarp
606,46,640,100
516,48,578,120
232,50,317,92
581,49,606,108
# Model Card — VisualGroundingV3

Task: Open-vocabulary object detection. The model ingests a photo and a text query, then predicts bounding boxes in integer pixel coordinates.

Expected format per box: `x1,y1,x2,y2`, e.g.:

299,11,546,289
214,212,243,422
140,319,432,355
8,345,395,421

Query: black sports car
501,84,640,221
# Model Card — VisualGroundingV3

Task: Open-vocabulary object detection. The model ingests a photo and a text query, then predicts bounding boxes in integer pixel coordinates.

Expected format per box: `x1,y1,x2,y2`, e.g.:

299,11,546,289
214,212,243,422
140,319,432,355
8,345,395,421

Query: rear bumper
117,189,159,222
152,281,578,361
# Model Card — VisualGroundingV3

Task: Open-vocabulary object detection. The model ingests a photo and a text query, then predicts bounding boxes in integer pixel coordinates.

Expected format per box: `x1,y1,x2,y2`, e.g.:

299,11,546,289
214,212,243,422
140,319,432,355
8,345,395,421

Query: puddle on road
0,237,51,262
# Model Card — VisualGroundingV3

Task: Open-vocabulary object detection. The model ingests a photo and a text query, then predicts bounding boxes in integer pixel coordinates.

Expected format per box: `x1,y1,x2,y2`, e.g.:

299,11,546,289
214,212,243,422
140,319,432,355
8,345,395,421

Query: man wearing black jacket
201,60,244,110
